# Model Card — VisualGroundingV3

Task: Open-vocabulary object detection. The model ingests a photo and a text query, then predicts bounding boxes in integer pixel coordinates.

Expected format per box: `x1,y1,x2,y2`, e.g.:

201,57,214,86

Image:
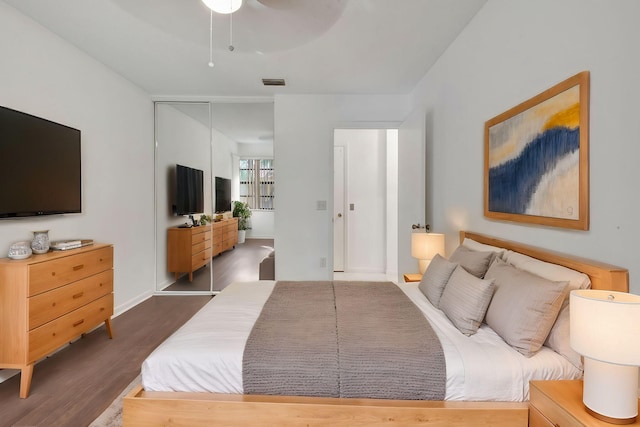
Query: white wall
212,127,236,180
274,95,411,280
386,129,399,278
397,108,427,279
0,2,154,313
334,129,386,274
410,0,640,294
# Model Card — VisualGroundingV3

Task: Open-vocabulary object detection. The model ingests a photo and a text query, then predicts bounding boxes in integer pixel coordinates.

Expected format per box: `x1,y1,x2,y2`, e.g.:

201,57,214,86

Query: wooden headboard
460,231,628,292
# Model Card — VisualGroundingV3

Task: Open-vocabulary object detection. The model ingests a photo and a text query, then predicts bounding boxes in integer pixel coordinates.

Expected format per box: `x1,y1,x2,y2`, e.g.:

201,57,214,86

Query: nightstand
403,273,422,283
529,380,640,426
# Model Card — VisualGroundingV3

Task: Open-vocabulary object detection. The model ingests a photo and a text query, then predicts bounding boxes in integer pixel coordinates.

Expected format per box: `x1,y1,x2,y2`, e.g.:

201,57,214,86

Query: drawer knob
72,292,84,299
73,319,84,327
73,264,84,271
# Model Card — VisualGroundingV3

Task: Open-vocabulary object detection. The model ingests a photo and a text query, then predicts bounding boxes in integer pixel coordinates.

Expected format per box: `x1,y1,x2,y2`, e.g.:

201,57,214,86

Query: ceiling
4,0,487,144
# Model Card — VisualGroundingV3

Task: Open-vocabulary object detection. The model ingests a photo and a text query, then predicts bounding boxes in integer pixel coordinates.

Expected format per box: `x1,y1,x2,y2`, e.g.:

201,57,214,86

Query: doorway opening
333,128,398,281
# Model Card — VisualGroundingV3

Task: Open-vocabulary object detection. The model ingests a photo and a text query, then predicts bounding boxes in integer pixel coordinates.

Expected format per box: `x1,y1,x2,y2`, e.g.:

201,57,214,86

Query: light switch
316,200,327,210
349,203,355,211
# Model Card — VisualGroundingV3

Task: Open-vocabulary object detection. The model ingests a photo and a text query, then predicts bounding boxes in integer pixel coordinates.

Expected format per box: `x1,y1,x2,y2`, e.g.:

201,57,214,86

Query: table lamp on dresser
570,289,640,424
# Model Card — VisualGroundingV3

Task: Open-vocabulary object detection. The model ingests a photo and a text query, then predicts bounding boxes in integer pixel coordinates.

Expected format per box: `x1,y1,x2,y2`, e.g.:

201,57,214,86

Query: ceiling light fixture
202,0,242,14
203,0,242,68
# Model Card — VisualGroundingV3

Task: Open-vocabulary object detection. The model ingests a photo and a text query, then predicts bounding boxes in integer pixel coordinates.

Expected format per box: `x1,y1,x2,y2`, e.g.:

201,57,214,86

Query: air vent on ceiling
262,78,286,86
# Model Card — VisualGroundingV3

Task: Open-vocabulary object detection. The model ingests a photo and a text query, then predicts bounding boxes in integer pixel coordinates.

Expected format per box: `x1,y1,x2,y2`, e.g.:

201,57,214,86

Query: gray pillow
418,254,458,307
439,265,495,336
449,245,495,278
484,258,568,357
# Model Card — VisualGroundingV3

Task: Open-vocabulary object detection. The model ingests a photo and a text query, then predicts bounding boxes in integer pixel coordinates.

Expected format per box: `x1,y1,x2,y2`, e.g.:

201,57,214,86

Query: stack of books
50,239,93,251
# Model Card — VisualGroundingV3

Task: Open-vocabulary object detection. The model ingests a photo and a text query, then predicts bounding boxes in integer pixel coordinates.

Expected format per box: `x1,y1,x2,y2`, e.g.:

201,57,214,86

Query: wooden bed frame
123,231,629,427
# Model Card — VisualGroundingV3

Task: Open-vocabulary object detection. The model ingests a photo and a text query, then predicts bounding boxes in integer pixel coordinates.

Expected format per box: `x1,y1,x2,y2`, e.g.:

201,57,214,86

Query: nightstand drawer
530,383,580,427
529,403,556,427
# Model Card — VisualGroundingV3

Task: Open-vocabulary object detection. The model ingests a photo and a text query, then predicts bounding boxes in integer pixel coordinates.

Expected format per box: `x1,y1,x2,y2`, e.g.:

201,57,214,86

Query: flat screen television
174,164,204,215
215,176,231,213
0,105,81,218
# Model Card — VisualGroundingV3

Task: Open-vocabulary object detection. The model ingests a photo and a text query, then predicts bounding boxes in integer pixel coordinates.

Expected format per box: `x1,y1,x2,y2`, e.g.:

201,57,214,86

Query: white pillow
502,251,591,290
462,238,507,258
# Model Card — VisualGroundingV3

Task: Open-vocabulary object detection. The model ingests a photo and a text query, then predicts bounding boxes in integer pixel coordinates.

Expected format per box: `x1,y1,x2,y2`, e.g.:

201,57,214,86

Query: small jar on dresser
0,243,114,398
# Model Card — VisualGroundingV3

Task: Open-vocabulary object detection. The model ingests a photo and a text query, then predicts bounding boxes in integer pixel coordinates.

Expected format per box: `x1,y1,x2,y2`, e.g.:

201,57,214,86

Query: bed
123,231,629,426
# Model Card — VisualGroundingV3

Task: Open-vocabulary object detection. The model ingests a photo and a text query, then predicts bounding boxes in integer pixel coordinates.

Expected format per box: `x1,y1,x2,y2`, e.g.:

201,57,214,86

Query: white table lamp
570,289,640,424
411,232,444,274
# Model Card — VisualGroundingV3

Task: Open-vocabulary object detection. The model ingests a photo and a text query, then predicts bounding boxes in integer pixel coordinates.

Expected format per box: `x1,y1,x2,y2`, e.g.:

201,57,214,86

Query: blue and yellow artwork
487,86,580,220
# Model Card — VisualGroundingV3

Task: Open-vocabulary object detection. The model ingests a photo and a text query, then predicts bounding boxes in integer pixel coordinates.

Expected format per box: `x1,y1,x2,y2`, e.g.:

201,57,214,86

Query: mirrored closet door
154,101,214,294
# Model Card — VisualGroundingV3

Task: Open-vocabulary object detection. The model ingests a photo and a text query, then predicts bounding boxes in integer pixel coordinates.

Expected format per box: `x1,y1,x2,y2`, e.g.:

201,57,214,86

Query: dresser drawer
213,241,223,255
28,294,113,362
28,246,113,296
192,238,212,254
192,230,211,245
191,247,212,270
29,270,113,329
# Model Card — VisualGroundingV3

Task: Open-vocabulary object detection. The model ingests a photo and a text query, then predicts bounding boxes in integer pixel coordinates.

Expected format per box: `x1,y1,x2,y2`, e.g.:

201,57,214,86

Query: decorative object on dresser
529,380,640,427
8,241,32,260
484,71,590,230
167,224,212,282
570,289,640,424
410,230,445,274
0,243,114,398
30,230,50,254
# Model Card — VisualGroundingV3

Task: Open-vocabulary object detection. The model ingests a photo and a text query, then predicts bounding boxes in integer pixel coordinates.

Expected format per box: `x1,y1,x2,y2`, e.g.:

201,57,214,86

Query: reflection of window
239,159,274,210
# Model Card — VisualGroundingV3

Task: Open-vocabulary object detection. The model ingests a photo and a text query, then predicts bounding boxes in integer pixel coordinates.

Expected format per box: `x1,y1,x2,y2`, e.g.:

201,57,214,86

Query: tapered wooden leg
105,318,114,339
19,364,34,399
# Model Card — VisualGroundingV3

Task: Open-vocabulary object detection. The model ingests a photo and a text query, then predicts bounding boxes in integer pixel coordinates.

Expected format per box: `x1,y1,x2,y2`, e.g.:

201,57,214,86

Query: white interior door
333,146,345,271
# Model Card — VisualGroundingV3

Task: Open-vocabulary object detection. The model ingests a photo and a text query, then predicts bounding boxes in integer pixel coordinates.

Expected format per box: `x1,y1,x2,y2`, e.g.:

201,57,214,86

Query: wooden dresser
0,243,114,398
167,225,213,282
212,217,238,257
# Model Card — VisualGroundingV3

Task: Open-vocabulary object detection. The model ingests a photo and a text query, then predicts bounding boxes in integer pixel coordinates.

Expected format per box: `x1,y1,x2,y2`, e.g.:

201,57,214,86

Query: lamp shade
570,289,640,366
202,0,242,14
411,232,444,274
411,232,445,261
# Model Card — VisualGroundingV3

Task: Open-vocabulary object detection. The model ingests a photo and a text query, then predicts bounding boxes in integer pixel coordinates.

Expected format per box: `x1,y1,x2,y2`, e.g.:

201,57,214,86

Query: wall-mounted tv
215,176,231,213
0,105,81,219
174,164,204,216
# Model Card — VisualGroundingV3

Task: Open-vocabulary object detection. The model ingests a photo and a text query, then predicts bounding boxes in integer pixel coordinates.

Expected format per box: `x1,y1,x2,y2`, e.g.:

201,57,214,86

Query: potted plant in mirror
232,201,252,244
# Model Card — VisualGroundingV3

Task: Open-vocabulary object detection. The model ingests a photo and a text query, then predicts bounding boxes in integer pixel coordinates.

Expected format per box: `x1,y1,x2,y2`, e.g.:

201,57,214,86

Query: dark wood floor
164,238,274,292
0,238,274,427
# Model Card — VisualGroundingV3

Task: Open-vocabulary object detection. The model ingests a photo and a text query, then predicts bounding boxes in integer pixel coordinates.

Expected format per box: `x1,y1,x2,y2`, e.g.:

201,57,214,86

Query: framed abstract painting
484,71,590,230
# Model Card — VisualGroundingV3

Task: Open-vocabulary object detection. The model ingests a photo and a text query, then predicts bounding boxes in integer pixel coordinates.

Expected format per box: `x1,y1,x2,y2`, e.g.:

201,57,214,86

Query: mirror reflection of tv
0,105,82,218
174,164,204,215
215,176,231,213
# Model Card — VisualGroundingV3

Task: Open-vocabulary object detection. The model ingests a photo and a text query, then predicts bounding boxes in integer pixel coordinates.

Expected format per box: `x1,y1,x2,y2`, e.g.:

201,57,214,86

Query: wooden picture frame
484,71,590,230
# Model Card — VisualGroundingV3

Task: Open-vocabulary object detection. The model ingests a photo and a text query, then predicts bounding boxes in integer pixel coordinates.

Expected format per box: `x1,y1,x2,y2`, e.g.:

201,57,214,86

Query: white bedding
142,280,581,401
